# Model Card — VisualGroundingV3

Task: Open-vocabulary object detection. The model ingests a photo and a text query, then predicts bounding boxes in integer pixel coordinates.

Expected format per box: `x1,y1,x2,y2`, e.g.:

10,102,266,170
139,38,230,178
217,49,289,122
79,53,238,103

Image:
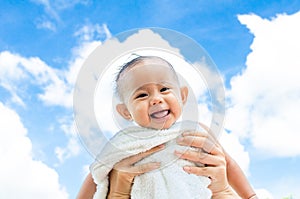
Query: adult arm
225,153,257,199
107,144,163,198
76,173,96,199
76,144,164,199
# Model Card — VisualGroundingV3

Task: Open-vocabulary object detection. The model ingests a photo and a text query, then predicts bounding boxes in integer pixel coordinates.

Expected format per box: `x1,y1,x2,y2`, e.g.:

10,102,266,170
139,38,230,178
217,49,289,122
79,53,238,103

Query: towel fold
90,121,212,199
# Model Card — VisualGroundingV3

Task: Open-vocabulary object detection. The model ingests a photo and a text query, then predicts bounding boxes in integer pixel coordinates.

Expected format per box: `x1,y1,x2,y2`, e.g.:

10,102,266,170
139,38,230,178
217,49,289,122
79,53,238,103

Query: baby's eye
160,87,170,92
135,93,148,99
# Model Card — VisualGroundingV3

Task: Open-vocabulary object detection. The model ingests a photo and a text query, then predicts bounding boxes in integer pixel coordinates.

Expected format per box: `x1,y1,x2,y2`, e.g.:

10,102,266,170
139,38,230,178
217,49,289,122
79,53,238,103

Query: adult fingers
182,165,227,181
182,130,209,137
182,164,230,194
126,162,161,175
182,130,219,144
182,165,213,177
175,149,225,167
176,135,220,155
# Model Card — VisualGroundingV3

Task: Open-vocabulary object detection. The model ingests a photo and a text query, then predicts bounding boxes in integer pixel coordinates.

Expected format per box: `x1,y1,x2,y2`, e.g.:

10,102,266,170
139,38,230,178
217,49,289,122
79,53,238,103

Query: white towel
90,121,212,199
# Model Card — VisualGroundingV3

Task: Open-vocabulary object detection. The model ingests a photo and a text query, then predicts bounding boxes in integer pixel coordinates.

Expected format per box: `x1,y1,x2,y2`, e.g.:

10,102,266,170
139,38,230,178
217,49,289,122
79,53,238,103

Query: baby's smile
150,109,170,119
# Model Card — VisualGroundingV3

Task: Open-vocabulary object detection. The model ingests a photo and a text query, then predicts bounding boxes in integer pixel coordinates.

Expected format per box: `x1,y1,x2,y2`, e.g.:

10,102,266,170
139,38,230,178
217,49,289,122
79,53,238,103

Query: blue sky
1,1,300,198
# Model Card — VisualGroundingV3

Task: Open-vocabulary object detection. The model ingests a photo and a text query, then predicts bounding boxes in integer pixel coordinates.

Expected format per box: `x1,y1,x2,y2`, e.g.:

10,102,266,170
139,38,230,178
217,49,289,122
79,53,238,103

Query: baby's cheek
172,104,182,117
133,104,150,121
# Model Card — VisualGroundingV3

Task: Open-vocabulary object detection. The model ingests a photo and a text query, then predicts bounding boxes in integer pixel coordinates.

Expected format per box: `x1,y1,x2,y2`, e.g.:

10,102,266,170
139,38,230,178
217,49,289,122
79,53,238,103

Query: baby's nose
150,94,163,105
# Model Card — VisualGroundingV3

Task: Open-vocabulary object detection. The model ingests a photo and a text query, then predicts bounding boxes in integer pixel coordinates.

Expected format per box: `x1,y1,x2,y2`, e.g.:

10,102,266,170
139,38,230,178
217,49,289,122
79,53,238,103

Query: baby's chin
146,121,175,130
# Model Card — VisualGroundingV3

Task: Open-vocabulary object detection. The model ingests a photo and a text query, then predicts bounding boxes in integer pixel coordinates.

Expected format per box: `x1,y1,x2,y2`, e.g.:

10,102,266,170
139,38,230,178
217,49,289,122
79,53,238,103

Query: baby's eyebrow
159,81,177,87
130,86,150,97
130,86,147,97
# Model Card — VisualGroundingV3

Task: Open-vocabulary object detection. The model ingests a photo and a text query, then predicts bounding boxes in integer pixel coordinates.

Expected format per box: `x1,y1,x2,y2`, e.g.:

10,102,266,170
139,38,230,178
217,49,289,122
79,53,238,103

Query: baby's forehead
117,62,179,100
120,62,177,83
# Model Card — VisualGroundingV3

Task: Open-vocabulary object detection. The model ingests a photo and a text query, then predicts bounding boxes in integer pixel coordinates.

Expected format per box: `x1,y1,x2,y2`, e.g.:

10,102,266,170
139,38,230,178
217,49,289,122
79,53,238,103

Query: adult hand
107,144,164,199
175,129,238,198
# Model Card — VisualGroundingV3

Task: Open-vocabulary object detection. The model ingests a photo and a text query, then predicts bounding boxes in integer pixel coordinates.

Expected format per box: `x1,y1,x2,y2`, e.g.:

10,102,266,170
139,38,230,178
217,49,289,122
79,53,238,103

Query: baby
90,55,213,199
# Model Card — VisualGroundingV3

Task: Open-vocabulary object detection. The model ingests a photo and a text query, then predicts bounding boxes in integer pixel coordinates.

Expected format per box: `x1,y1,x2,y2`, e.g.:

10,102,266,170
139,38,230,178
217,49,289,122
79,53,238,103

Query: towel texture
90,121,212,199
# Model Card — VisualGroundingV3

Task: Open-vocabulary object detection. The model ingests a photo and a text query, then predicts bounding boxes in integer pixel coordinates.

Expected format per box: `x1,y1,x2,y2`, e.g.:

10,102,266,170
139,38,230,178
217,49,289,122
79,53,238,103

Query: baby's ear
180,86,188,105
116,104,132,120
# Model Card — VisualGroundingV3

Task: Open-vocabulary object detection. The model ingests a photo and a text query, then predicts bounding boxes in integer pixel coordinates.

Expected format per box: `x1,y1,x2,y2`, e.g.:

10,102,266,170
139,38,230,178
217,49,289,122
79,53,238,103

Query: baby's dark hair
115,55,178,100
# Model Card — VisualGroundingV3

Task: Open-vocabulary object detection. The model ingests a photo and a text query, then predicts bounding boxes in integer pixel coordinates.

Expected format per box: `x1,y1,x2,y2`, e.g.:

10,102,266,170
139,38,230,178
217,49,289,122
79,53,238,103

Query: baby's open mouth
150,110,170,119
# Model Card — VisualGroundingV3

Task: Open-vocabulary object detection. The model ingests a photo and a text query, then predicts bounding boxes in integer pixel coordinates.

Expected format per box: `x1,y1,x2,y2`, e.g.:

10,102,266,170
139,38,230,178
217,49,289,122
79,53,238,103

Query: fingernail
156,144,165,150
182,132,188,136
174,150,182,157
182,131,191,136
183,166,191,173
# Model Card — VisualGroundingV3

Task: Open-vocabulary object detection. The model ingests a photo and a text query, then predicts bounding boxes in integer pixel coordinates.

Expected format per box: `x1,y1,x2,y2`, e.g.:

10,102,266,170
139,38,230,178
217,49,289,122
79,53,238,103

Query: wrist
248,194,258,199
212,185,239,199
107,170,134,199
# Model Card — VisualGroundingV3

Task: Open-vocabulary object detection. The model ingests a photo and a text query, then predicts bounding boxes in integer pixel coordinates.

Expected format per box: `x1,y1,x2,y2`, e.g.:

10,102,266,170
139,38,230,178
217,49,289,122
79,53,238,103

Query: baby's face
117,60,187,129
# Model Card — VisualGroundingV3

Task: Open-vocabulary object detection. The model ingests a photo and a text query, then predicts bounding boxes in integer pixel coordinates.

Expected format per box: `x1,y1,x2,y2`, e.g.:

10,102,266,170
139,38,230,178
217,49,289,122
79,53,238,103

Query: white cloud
36,18,57,31
226,11,300,157
0,23,110,109
32,0,90,21
74,23,111,42
55,121,80,164
33,0,90,12
32,0,60,21
49,24,110,163
81,164,91,180
65,40,102,86
0,51,71,107
0,102,68,199
64,23,111,94
52,0,90,10
0,23,111,166
262,175,300,199
196,103,251,175
219,132,250,175
254,185,300,199
43,24,109,108
32,0,91,31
